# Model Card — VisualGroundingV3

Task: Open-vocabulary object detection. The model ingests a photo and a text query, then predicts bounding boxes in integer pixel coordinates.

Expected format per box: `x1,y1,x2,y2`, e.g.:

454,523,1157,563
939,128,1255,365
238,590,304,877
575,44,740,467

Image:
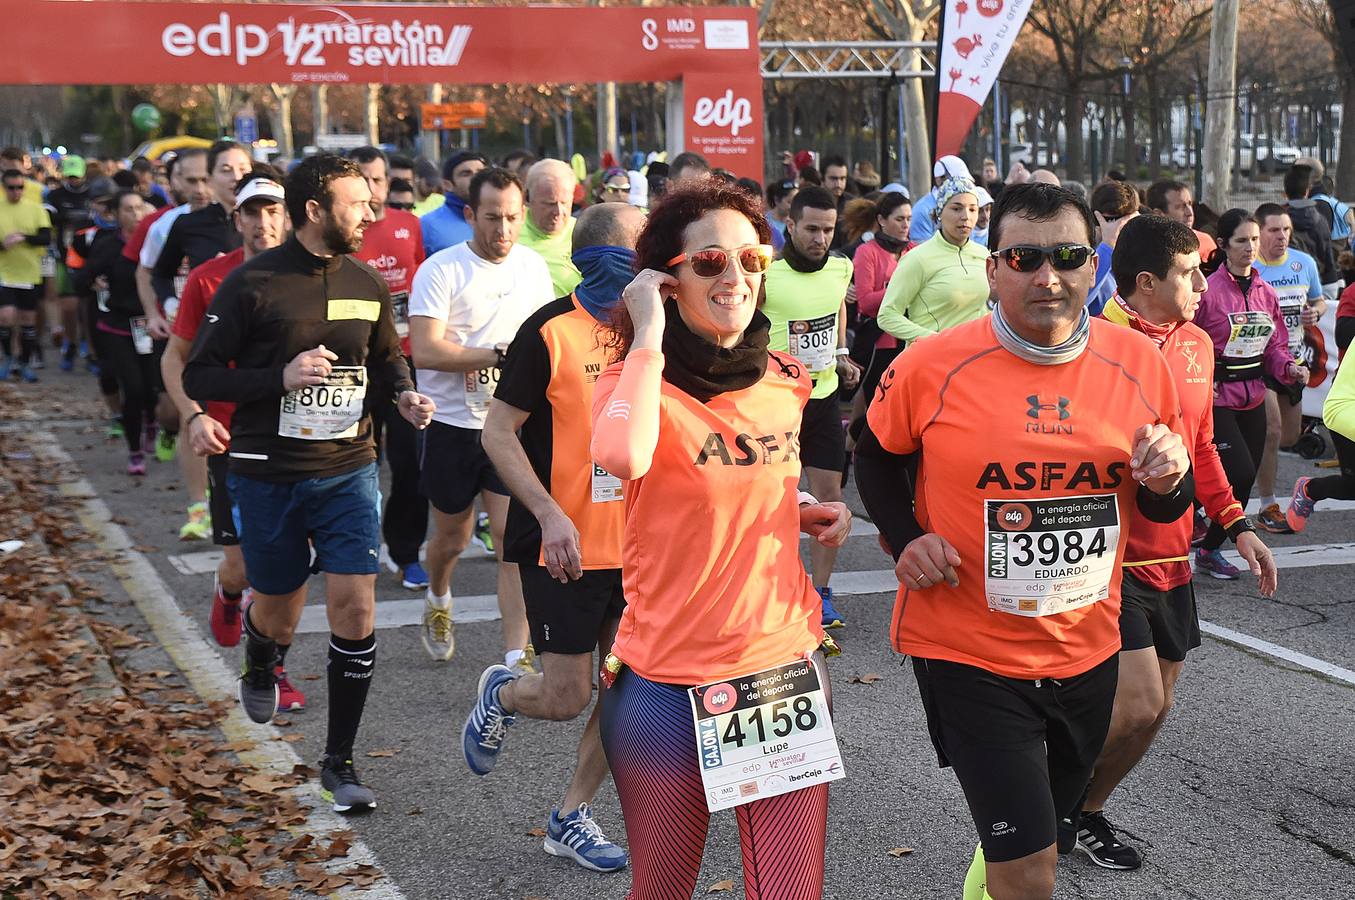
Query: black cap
441,151,488,182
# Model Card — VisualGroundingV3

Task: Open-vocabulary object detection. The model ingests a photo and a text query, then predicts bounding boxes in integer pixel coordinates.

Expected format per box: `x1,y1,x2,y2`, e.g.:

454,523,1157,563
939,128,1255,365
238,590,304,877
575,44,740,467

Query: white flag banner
933,0,1034,158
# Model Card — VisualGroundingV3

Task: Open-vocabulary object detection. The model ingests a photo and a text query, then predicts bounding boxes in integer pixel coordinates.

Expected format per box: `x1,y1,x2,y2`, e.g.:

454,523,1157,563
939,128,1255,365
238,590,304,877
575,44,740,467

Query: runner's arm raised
590,351,662,481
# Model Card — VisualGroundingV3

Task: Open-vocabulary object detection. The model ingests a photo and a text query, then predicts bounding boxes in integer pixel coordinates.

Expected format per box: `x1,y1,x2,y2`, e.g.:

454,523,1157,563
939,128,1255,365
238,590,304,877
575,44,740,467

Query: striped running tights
599,666,829,900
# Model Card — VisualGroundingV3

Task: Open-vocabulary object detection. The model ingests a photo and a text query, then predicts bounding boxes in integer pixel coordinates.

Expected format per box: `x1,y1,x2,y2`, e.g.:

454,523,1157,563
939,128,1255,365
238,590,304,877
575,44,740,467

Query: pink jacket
1198,266,1295,411
853,237,909,348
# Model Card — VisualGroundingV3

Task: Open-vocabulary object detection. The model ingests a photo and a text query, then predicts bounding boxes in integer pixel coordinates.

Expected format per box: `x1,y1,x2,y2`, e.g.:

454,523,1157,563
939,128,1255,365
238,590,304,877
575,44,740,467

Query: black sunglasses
386,201,414,210
992,244,1095,273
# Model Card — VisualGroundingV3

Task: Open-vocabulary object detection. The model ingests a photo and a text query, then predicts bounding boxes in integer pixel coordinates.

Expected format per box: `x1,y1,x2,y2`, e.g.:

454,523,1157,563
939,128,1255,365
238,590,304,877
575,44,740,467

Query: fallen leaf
888,847,915,857
708,880,735,893
525,827,547,837
850,673,885,684
407,807,423,816
300,674,321,681
365,748,398,758
130,544,158,553
277,733,305,743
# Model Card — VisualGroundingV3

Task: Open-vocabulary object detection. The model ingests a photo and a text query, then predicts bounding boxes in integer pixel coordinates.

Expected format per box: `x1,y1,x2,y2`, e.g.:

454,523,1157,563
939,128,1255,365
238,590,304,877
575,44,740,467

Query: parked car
1238,135,1301,174
1007,142,1060,168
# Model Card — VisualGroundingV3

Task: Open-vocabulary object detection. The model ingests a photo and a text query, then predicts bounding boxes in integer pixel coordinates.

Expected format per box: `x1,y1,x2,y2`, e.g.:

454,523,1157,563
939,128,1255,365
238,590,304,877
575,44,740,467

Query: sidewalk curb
25,429,407,900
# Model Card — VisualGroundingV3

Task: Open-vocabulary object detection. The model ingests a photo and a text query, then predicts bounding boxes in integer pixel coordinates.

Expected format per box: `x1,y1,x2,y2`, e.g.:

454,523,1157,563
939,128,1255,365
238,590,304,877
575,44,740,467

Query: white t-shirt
139,203,190,268
409,241,554,429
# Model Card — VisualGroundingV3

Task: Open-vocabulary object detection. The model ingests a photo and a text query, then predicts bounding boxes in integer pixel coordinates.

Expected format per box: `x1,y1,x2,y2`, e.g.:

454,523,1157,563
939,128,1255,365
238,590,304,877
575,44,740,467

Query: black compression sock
242,605,277,667
0,326,12,359
274,642,290,668
326,633,375,760
19,326,38,362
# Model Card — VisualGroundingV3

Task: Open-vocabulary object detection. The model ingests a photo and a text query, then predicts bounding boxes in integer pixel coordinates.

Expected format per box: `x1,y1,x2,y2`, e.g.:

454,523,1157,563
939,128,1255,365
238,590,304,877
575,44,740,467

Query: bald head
1029,169,1061,186
573,202,645,253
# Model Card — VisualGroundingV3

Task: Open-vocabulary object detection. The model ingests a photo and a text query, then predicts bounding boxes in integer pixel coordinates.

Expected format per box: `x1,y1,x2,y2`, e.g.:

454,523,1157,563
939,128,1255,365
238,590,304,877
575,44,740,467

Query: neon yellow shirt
1324,349,1355,441
0,198,51,287
412,192,446,216
763,255,853,399
876,231,990,344
519,214,581,297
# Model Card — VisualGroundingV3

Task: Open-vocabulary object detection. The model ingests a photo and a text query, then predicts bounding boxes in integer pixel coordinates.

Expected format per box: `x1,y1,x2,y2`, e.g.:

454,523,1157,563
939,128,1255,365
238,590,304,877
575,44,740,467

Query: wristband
834,348,850,358
494,344,509,368
1226,517,1256,541
185,410,207,427
797,491,819,506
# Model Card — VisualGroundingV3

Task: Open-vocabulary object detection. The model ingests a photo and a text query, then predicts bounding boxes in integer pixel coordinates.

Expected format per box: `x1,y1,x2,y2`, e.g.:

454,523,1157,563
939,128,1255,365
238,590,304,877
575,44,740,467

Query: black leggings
1306,431,1355,502
861,345,902,407
93,329,160,454
1204,403,1268,550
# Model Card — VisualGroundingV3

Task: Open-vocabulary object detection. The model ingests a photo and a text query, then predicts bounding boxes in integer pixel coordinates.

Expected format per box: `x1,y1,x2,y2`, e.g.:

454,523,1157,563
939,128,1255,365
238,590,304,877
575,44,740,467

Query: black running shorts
1118,571,1201,662
206,453,239,547
418,419,508,515
799,394,846,472
0,285,41,312
911,654,1118,862
520,564,626,655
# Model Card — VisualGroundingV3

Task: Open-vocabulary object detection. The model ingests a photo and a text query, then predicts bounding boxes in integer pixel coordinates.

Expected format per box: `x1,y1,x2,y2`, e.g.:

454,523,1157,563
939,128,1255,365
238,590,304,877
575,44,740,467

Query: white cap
235,178,285,207
973,186,994,208
933,155,971,180
881,182,911,200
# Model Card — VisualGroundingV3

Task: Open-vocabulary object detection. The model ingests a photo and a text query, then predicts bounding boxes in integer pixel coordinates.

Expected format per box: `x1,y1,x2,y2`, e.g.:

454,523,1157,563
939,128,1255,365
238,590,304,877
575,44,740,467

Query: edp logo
693,90,752,137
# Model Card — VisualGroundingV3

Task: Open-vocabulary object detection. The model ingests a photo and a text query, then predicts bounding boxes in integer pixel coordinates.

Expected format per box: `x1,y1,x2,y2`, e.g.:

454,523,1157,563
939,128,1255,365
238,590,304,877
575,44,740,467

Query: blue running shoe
18,366,37,384
544,803,628,873
1286,476,1315,533
1194,548,1240,580
819,585,845,629
401,560,430,591
0,358,11,381
463,664,515,776
59,340,75,372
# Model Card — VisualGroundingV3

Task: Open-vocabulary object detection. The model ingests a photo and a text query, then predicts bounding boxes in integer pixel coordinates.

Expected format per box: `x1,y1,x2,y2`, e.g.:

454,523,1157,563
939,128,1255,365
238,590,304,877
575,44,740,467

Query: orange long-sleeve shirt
1101,296,1246,589
590,348,825,684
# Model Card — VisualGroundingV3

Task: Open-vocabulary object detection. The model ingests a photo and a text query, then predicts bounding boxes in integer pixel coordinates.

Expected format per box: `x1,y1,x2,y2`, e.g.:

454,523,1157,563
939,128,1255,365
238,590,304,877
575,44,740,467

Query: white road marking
296,593,500,635
26,431,407,900
1197,620,1355,687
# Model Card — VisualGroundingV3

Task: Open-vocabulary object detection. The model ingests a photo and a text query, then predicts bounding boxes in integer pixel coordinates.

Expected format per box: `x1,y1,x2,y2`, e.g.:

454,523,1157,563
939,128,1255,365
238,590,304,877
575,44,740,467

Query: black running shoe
320,755,376,814
1076,810,1143,870
238,635,278,724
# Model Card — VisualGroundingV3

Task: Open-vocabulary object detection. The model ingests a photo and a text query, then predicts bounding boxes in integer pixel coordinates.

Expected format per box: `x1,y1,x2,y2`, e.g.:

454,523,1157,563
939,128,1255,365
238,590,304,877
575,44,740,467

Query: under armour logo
1027,395,1071,420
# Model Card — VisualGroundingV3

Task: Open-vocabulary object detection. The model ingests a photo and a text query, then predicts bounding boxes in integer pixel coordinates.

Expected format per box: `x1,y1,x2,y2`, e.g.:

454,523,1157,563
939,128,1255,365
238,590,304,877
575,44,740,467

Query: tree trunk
1339,73,1355,194
902,73,930,199
365,84,380,145
313,84,329,141
267,84,295,160
597,81,618,163
1147,73,1163,182
1203,0,1238,210
1064,88,1086,183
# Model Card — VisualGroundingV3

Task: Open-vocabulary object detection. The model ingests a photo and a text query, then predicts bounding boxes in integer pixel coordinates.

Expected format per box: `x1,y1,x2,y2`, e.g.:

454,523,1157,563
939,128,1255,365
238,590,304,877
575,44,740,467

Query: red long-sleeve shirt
1102,295,1246,590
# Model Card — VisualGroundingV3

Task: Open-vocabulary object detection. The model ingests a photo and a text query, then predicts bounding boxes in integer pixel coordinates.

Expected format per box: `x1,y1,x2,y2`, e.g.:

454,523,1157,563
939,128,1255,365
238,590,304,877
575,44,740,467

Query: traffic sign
234,113,258,144
421,102,487,131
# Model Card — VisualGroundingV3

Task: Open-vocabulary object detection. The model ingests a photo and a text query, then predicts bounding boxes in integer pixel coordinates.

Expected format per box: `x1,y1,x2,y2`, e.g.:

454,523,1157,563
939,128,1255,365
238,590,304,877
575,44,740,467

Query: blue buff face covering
572,245,637,322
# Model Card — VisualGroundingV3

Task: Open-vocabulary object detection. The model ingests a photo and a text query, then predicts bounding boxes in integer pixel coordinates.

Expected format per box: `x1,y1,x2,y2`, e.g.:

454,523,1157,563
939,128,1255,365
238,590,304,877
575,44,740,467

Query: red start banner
0,1,765,178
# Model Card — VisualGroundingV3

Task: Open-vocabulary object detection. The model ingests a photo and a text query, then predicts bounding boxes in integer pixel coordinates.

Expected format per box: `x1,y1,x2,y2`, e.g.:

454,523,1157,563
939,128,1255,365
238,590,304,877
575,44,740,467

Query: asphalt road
15,364,1355,900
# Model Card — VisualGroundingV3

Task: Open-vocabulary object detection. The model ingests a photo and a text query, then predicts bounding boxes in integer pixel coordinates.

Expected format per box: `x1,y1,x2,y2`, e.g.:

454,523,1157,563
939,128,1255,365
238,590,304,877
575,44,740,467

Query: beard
321,215,363,255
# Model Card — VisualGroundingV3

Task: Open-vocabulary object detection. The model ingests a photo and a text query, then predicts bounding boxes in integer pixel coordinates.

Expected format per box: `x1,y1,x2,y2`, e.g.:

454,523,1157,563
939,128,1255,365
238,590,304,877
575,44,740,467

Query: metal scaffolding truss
759,41,938,80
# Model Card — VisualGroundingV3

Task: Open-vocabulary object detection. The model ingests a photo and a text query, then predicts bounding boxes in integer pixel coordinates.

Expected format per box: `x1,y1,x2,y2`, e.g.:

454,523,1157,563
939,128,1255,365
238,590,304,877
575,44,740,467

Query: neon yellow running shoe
179,501,211,541
155,429,177,463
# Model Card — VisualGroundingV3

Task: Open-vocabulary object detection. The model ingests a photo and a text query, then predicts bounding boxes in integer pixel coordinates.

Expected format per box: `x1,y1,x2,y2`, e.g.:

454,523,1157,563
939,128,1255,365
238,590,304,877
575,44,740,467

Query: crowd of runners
6,137,1355,899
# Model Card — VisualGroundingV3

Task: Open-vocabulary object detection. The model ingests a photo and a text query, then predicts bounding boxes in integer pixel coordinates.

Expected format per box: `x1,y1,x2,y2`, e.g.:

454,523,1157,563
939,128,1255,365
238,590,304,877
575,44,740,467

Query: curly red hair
602,179,772,361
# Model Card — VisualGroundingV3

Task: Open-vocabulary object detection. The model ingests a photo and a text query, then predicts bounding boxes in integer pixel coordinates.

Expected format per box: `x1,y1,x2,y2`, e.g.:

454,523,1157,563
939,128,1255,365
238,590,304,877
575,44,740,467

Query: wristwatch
1226,517,1256,541
494,342,509,367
